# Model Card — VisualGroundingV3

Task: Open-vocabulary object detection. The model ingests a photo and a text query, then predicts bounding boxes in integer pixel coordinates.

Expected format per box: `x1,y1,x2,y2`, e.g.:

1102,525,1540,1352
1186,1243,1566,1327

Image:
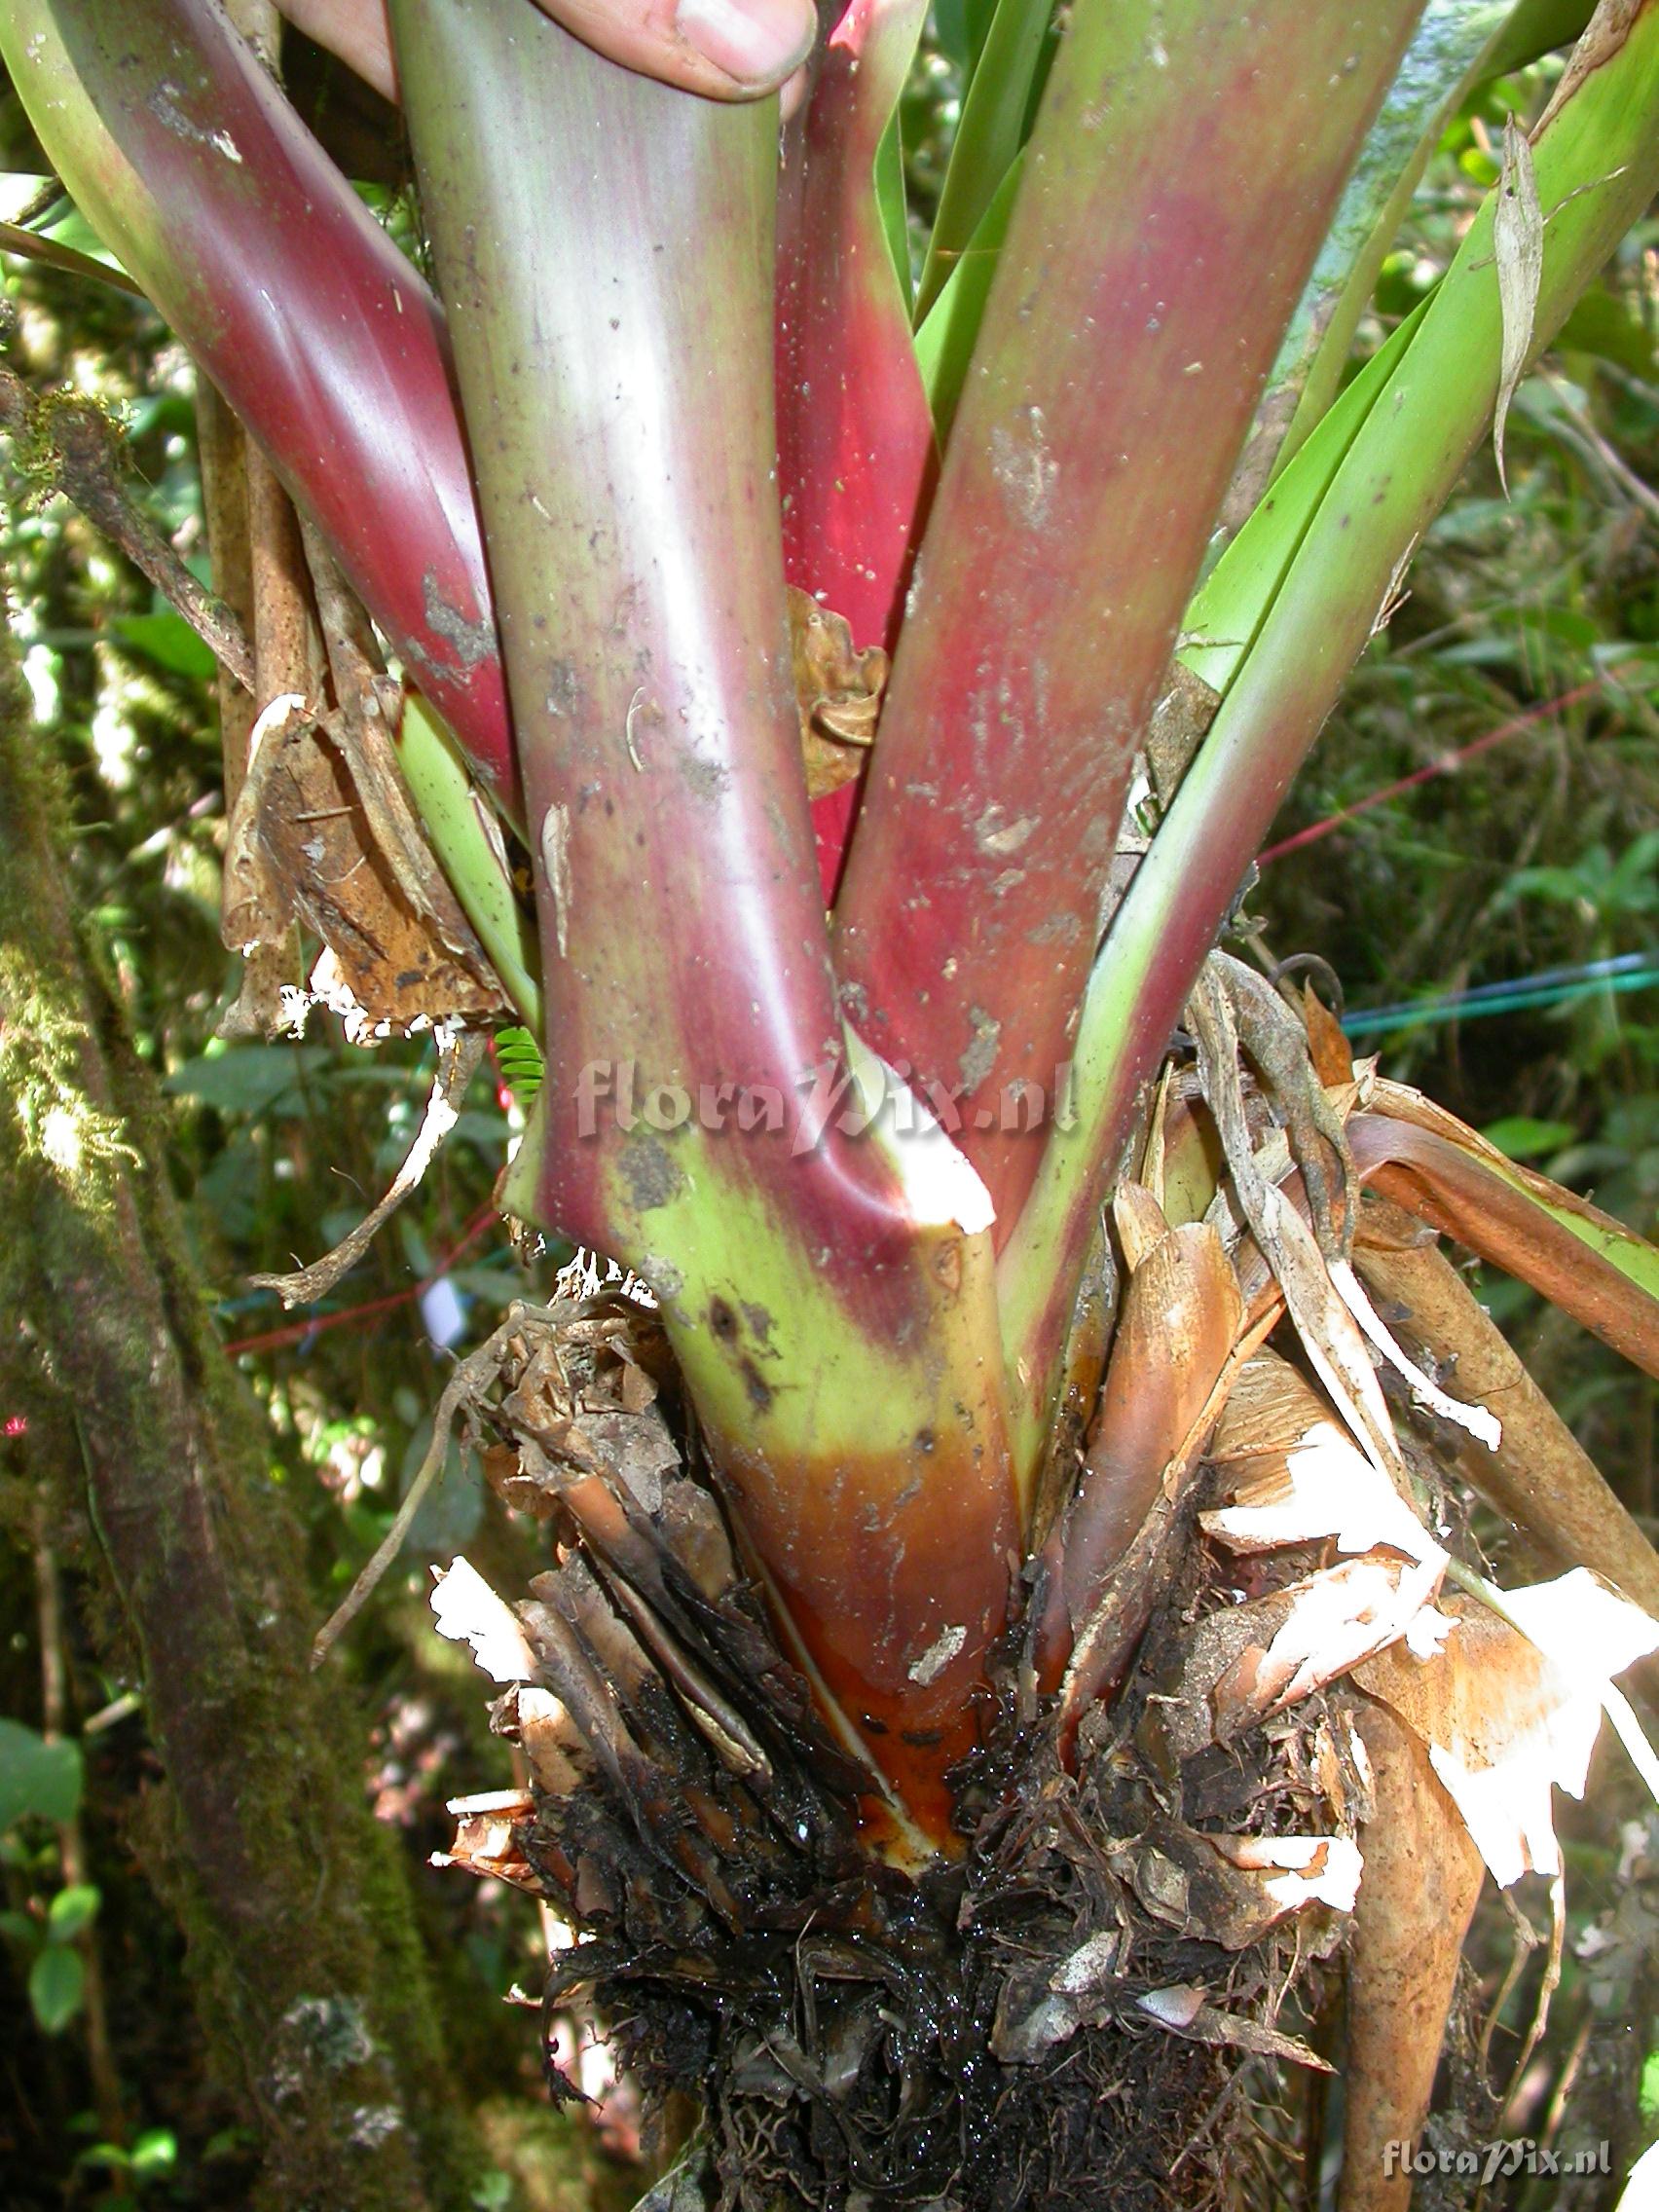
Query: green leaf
872,111,911,315
28,1939,85,2033
0,1907,39,1949
0,1718,83,1829
1481,1116,1576,1161
394,694,542,1030
1554,284,1658,379
47,1883,100,1942
915,0,1053,322
494,1026,543,1109
130,2128,178,2177
931,0,969,65
913,151,1023,441
110,609,218,681
1474,0,1594,82
164,1045,331,1116
74,2143,133,2174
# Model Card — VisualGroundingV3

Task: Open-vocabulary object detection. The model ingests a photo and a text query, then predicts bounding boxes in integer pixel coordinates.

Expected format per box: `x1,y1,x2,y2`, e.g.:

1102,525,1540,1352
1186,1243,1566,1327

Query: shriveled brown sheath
1348,1110,1659,1379
1339,1695,1485,2212
1034,1215,1242,1693
1355,1234,1659,1614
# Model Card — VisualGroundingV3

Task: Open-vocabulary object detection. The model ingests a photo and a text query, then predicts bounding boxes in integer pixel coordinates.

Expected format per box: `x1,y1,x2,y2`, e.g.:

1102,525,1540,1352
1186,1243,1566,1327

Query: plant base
439,1302,1358,2211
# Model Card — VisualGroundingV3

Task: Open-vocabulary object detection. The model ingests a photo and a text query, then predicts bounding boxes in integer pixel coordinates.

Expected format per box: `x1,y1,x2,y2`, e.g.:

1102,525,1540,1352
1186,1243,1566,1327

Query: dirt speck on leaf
422,571,495,668
619,1134,686,1214
960,1007,1002,1094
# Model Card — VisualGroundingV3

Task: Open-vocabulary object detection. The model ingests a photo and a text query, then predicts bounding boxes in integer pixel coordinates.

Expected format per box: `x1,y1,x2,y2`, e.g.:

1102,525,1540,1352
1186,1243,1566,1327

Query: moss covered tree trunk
0,655,478,2212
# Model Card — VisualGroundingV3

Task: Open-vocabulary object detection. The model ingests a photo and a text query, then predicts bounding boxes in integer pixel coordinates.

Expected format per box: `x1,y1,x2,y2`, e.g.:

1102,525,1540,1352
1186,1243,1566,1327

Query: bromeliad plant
8,0,1659,2200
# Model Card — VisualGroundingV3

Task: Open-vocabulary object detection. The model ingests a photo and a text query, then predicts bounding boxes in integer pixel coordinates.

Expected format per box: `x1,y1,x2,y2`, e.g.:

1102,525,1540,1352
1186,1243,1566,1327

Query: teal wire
1344,965,1659,1039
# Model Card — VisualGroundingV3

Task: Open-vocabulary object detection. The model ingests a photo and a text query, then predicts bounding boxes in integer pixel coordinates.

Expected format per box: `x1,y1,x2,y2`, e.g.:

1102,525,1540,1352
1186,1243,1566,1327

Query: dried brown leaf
1302,979,1354,1088
1200,1353,1444,1567
1355,1236,1659,1613
1146,1553,1448,1764
433,1789,540,1890
1112,1178,1171,1272
1349,1089,1659,1379
1188,964,1403,1478
1353,1573,1659,1886
1135,1986,1333,2073
787,584,888,798
250,1028,485,1305
430,1556,539,1683
1040,1213,1245,1704
1341,1698,1485,2211
223,691,506,1035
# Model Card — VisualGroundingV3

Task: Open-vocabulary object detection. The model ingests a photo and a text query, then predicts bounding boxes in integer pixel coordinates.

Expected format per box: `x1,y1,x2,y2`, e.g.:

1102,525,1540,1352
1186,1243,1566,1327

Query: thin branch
0,363,255,690
311,1307,530,1668
251,1028,485,1306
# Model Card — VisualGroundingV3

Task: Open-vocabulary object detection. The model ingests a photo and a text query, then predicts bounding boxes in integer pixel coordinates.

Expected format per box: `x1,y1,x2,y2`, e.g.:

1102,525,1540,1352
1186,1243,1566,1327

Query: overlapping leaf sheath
1339,1700,1486,2212
1004,0,1659,1436
776,0,936,897
834,0,1424,1233
1030,1185,1245,1712
390,0,1018,1845
0,0,516,814
1354,1228,1659,1613
1347,1088,1659,1377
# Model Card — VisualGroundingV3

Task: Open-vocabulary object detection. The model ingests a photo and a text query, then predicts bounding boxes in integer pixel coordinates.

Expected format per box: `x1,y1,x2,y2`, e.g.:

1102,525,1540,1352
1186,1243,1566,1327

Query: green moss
0,645,485,2212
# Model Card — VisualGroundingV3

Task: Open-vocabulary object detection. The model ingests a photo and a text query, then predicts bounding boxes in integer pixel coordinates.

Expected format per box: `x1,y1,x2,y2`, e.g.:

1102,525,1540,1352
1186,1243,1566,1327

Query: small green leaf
164,1044,330,1116
1555,284,1657,379
0,1907,39,1949
872,111,910,315
130,2127,178,2177
913,152,1024,441
48,1883,100,1942
74,2143,133,2173
915,0,1054,322
28,1939,85,2033
111,609,218,681
0,1718,83,1830
1481,1116,1575,1161
494,1026,544,1109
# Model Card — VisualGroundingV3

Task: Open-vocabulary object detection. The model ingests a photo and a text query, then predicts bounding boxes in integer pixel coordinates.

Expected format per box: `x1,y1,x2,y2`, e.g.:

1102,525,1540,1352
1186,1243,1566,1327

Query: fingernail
675,0,815,88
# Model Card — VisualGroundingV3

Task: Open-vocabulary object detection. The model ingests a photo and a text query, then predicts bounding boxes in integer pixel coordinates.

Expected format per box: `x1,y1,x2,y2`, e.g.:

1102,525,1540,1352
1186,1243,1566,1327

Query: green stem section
394,693,541,1032
1000,0,1659,1466
389,0,1020,1845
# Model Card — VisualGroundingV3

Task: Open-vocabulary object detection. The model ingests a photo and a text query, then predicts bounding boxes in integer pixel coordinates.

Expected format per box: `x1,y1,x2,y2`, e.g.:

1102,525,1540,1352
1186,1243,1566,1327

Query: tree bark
0,656,478,2211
